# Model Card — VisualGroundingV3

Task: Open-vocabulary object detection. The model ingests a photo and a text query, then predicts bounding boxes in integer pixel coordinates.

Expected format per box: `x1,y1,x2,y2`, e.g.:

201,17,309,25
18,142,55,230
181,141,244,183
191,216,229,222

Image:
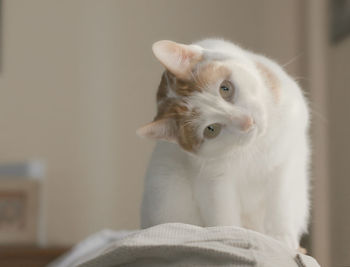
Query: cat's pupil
203,123,221,139
219,80,235,102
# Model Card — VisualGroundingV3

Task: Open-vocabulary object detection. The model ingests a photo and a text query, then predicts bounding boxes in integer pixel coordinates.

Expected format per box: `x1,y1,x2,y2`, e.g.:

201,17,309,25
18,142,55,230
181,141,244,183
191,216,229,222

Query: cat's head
137,40,268,158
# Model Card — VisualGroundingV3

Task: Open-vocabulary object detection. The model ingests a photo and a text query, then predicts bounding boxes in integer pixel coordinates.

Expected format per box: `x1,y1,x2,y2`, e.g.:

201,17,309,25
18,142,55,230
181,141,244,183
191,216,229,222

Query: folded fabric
48,229,134,267
51,223,320,267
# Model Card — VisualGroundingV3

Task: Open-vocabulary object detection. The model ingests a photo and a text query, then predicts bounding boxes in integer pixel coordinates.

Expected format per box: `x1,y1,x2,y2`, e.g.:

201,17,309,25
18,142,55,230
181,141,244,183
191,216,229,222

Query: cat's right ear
152,40,203,80
136,118,177,143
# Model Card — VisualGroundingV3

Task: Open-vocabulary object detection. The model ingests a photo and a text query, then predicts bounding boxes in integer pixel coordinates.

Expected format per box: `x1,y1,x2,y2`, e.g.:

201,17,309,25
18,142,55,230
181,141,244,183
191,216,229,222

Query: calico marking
255,61,280,102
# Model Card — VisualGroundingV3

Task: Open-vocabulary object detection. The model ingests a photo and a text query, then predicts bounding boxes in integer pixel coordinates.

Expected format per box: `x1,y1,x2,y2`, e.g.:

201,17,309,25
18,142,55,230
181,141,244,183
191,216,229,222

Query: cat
137,39,310,250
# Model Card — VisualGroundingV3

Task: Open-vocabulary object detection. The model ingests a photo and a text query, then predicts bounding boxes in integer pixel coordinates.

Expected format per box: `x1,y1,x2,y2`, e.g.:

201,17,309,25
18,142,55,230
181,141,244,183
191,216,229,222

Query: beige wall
329,37,350,266
0,0,305,246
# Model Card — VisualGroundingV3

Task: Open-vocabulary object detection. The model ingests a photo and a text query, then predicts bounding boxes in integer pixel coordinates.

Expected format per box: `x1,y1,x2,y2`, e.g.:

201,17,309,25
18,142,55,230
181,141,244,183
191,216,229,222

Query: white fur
141,39,310,250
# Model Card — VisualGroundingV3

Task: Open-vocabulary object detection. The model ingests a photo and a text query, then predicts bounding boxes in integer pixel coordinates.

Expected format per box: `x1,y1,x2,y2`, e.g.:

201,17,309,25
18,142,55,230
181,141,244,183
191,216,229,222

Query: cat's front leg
193,168,241,227
264,185,300,249
264,159,309,250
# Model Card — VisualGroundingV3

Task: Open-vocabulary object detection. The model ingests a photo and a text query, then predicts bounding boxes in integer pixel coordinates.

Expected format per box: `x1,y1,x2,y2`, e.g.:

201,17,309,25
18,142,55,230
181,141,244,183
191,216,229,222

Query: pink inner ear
137,118,177,143
152,40,203,80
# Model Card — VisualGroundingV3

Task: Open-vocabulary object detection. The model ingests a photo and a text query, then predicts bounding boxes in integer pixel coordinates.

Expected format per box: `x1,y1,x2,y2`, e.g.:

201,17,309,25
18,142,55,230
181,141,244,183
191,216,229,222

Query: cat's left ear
136,118,177,143
152,40,203,80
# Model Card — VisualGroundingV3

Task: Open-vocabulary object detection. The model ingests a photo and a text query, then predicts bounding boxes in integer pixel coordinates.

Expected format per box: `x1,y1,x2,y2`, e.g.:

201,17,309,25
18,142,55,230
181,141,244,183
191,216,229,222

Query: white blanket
49,223,320,267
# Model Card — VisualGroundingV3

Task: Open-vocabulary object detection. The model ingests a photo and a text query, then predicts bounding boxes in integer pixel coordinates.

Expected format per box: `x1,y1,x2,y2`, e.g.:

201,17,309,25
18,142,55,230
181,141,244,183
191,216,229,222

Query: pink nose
241,116,254,132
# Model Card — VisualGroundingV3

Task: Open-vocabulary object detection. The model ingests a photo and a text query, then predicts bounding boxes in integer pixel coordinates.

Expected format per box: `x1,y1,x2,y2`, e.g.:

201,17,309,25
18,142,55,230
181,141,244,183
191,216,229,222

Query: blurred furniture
0,180,40,245
0,161,45,245
0,246,69,267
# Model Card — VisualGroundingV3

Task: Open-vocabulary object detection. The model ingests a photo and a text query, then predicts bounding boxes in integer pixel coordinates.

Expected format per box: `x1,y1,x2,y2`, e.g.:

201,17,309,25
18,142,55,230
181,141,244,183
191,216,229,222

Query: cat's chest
192,150,271,182
190,155,269,217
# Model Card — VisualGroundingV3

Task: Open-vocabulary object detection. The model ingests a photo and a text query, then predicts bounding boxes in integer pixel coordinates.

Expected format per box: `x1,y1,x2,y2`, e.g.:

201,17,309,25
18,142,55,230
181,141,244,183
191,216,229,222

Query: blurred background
0,0,348,266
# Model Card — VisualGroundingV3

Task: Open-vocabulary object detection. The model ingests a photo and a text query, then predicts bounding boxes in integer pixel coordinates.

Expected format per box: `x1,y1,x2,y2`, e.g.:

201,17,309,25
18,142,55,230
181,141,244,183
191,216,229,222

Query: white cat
137,39,310,250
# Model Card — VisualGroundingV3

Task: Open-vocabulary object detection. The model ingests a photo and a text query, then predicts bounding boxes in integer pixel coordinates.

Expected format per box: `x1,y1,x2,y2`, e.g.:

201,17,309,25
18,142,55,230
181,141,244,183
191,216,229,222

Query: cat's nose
228,115,254,132
240,116,254,132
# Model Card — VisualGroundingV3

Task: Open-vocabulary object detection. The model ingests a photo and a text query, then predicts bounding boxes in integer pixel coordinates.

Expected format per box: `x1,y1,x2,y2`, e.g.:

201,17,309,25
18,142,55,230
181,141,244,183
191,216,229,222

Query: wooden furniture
0,246,69,267
0,180,40,245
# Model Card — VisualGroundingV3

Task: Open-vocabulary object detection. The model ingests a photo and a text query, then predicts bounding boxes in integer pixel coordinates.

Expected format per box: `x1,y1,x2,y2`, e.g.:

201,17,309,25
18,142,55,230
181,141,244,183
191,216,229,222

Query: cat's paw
297,247,307,254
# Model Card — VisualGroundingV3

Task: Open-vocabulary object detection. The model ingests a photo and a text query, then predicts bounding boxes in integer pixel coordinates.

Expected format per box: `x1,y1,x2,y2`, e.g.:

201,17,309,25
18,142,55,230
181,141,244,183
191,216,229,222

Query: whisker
308,103,328,125
282,53,302,68
294,76,311,82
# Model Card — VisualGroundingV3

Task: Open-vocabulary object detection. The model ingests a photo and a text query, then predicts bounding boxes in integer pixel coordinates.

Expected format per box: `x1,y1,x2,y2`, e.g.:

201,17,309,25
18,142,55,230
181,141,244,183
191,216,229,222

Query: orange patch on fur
195,63,231,89
153,62,230,152
157,71,201,101
157,62,231,102
156,72,169,102
255,61,280,102
177,109,203,152
155,100,202,152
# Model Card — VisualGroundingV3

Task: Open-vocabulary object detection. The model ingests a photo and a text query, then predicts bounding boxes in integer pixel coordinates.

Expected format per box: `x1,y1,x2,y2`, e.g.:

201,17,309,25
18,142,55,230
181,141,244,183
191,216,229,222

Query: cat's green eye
219,80,235,101
203,123,222,139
